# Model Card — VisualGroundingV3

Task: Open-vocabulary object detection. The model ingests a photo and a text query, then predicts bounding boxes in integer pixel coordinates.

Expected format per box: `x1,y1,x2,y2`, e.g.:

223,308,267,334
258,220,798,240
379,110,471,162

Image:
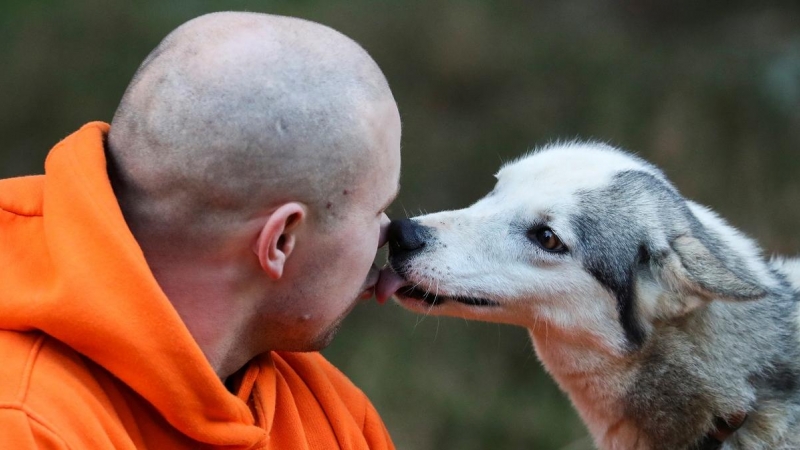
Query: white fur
394,142,795,449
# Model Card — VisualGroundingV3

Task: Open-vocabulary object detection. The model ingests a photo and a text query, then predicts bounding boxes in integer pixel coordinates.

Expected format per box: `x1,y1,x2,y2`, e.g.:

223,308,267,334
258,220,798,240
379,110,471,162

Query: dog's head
379,142,778,349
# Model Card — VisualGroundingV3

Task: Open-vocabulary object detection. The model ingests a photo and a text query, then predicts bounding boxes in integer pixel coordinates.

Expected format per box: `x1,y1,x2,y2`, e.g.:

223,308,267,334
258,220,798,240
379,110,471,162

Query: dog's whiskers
432,279,442,341
411,278,435,329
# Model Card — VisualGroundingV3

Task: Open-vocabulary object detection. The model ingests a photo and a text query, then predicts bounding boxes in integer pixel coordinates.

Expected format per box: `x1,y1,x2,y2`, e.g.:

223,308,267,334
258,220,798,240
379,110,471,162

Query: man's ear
253,203,306,280
653,235,767,302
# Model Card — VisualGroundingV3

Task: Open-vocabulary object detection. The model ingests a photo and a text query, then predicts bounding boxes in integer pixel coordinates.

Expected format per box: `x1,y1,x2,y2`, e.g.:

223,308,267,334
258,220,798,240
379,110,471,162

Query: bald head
108,12,397,247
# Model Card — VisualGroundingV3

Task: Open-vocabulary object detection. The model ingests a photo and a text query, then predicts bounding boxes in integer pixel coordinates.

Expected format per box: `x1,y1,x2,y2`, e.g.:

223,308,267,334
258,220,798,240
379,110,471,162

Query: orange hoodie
0,122,395,449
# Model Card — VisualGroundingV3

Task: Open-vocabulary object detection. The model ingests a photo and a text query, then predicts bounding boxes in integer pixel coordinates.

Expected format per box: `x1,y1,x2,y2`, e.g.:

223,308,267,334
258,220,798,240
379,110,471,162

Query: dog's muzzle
380,219,499,307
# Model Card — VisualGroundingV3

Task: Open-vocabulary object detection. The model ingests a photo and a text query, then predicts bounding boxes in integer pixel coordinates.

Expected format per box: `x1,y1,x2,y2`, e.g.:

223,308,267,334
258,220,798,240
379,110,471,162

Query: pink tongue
375,268,408,304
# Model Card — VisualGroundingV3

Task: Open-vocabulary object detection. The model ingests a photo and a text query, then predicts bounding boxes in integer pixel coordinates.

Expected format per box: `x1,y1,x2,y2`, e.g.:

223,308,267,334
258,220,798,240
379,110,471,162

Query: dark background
2,1,799,449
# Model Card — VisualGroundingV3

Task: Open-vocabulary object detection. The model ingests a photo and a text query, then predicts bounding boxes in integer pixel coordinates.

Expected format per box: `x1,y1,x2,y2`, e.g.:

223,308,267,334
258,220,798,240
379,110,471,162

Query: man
0,11,400,449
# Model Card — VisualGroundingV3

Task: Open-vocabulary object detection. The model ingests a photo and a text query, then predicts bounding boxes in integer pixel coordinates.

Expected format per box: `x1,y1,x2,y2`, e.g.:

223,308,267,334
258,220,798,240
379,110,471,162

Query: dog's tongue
375,267,407,305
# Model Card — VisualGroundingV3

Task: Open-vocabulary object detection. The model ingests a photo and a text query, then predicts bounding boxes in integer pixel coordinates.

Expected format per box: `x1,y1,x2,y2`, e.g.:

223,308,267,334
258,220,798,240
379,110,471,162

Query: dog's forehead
496,143,658,196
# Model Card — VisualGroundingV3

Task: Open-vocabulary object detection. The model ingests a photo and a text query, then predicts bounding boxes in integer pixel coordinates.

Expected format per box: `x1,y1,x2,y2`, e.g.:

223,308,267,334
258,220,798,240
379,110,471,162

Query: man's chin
294,322,342,352
306,294,363,350
278,292,361,352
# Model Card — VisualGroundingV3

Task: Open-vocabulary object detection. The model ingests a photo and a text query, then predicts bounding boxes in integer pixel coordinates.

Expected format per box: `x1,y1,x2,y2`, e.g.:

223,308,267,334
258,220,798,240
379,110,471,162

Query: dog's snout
387,219,430,258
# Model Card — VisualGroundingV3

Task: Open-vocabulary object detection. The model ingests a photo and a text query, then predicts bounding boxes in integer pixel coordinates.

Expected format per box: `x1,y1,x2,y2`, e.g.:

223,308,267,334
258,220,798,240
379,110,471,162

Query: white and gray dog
376,143,800,450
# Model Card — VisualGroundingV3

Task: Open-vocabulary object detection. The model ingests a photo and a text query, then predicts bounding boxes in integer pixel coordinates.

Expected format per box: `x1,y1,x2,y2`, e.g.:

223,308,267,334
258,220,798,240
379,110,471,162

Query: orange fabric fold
0,122,394,450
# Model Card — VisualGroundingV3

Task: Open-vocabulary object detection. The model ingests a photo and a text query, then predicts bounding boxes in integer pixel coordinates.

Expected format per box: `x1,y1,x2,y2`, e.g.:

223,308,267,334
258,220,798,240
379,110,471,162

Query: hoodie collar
0,122,268,447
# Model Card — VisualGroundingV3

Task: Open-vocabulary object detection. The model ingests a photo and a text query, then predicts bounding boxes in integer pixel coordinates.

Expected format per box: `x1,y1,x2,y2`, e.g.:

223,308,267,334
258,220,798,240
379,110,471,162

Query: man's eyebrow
379,185,400,213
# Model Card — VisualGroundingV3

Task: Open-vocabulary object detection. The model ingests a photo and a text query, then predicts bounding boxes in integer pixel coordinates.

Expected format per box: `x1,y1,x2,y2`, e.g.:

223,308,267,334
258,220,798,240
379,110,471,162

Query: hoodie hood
0,122,267,447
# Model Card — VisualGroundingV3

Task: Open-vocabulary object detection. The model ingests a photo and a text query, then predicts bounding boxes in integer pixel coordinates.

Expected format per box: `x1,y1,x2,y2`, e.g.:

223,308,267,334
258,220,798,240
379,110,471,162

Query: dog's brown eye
529,227,566,253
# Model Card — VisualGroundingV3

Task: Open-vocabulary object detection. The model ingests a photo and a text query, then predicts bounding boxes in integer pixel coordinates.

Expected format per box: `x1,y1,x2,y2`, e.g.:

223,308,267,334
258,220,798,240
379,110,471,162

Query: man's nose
378,213,391,248
387,219,430,258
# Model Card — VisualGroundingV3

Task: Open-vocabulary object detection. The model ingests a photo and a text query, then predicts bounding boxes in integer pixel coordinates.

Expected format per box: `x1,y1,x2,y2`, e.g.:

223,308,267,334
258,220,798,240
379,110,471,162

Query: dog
376,142,800,450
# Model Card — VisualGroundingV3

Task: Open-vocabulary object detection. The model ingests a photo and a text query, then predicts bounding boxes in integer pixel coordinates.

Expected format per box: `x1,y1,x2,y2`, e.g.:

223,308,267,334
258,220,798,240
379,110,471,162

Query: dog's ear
654,235,767,302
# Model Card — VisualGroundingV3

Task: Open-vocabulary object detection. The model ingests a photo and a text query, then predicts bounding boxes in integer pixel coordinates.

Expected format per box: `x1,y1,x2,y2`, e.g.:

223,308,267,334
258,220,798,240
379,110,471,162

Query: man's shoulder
0,330,136,443
0,330,137,447
0,330,102,406
0,330,48,403
0,330,119,419
0,176,45,218
0,331,74,446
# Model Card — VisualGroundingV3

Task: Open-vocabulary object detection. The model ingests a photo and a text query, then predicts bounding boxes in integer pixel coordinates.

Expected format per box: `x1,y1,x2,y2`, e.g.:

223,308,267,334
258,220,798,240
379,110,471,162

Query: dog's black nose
387,219,430,258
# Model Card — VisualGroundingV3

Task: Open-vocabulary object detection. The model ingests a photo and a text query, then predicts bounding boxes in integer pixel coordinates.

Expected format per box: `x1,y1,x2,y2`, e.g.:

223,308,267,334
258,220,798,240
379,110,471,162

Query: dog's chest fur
530,281,800,450
530,329,640,449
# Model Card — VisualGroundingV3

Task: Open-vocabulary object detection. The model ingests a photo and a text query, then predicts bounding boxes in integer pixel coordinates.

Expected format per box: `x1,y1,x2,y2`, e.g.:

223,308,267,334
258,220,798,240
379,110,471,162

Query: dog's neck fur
529,319,643,449
527,286,800,450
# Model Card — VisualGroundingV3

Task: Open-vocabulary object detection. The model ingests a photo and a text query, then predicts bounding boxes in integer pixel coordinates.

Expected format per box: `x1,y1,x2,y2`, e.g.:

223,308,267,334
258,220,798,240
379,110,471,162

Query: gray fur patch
572,169,778,347
571,170,683,347
570,170,800,447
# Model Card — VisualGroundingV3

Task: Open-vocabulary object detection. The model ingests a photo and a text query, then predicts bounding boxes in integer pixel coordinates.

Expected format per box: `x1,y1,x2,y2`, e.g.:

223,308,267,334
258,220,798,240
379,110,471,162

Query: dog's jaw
381,270,527,325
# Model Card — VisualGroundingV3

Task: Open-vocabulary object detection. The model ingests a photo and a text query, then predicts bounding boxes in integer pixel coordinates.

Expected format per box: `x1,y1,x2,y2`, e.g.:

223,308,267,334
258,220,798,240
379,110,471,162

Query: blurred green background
2,1,799,448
